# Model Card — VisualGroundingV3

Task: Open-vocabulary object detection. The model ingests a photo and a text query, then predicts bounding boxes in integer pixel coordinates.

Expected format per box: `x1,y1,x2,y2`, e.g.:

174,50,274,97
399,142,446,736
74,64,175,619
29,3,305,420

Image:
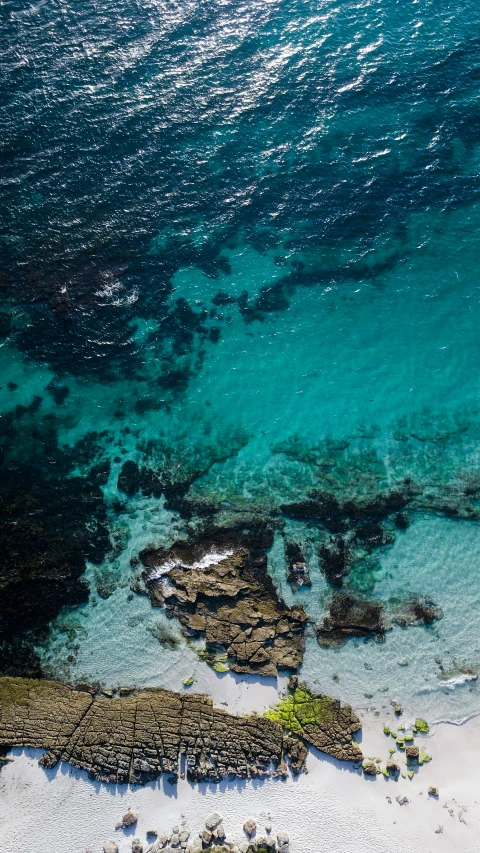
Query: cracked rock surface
0,677,361,783
141,528,307,677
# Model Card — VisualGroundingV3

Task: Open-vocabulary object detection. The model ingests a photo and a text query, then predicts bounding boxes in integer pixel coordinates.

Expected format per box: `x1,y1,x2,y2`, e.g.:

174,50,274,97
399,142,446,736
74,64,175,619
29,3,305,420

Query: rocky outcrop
264,683,362,762
0,677,361,784
141,528,307,677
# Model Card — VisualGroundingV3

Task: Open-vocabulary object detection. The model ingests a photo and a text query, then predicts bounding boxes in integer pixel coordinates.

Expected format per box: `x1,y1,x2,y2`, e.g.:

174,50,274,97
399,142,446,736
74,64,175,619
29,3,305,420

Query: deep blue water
2,0,480,717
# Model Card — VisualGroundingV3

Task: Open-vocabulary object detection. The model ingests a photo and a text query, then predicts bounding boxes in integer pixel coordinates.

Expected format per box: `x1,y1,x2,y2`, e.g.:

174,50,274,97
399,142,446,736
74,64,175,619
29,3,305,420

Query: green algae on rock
264,683,362,762
414,718,430,733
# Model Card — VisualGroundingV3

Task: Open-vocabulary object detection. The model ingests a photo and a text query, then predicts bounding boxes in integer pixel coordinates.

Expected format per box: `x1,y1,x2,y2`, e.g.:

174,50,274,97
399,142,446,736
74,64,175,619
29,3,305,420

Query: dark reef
0,404,110,676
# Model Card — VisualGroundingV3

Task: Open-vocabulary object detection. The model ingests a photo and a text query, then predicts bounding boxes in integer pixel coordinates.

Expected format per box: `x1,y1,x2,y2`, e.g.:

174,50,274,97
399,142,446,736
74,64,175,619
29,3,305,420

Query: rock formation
264,683,362,762
141,527,307,677
0,677,361,784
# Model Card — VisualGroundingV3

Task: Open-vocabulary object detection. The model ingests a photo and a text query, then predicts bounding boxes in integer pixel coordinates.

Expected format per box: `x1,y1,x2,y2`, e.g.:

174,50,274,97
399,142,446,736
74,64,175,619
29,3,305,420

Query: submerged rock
392,597,443,628
316,591,385,647
141,526,307,677
285,541,311,589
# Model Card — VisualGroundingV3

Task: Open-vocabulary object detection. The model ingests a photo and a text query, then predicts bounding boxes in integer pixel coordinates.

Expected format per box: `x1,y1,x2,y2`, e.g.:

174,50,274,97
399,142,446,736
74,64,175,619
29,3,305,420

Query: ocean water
2,0,480,724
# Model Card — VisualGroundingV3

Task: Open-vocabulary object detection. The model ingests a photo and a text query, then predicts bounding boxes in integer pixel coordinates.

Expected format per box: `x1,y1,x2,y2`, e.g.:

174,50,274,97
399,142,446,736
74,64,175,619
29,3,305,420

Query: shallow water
2,0,480,724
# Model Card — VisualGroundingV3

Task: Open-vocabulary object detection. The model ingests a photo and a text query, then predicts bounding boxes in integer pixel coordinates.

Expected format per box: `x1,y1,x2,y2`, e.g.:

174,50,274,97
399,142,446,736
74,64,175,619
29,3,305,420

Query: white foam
148,549,234,579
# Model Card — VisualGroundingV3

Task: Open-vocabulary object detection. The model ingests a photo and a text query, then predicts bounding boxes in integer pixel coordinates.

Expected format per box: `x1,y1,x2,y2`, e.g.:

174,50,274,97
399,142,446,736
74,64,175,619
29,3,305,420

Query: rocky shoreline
0,677,361,785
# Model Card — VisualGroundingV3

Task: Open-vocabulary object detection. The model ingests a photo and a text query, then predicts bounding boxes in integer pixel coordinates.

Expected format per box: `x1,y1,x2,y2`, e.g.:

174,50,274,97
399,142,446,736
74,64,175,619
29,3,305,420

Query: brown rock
0,676,361,786
122,811,138,828
141,529,307,677
428,786,439,797
405,745,419,762
243,819,256,837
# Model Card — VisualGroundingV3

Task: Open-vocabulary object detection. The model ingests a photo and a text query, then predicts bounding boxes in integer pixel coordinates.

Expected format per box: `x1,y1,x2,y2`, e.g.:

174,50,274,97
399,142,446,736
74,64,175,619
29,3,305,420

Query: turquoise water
2,0,480,720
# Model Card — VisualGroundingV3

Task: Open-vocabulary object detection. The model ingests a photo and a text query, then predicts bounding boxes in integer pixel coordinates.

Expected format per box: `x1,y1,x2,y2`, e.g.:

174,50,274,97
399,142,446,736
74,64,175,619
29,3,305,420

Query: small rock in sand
396,795,409,806
276,832,289,853
103,843,119,853
428,786,440,797
122,811,138,828
132,839,143,853
170,834,180,847
265,822,272,834
243,819,256,837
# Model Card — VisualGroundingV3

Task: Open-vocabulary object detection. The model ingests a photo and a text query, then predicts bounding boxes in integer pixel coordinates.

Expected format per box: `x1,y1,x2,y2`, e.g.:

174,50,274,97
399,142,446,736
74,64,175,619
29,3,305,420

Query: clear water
2,0,480,722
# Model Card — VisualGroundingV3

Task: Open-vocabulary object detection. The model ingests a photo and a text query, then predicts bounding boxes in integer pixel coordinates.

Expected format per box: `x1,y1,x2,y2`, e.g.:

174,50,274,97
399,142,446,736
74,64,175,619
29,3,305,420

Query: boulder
122,811,138,828
214,824,226,841
276,832,289,853
132,840,143,853
405,745,419,762
103,843,119,853
428,786,439,797
200,829,212,846
205,812,223,831
243,819,256,837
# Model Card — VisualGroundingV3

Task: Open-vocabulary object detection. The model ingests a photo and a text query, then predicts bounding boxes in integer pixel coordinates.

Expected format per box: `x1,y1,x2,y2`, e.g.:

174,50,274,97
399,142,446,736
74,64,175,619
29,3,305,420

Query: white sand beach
1,705,479,853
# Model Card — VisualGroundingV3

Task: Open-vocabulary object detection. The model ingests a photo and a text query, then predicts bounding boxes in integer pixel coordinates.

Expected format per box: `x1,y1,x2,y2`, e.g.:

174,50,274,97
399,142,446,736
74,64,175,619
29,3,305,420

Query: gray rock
187,839,202,853
214,824,226,841
277,832,289,853
132,839,144,853
179,831,190,844
238,844,249,853
122,811,138,828
265,823,272,834
205,812,223,831
243,819,256,837
200,829,212,846
103,843,119,853
170,835,180,847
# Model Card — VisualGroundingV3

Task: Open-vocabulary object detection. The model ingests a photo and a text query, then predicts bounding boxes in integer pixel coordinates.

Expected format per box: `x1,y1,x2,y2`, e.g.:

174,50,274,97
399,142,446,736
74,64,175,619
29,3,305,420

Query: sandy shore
1,705,479,853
